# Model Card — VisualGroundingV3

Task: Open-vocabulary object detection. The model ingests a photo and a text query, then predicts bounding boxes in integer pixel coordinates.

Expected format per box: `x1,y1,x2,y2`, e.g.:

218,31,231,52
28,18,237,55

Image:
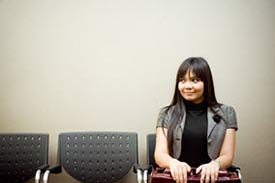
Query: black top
178,100,211,167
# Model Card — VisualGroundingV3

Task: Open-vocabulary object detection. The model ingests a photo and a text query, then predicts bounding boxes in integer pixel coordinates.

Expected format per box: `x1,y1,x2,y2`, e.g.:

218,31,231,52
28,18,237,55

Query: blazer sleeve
225,106,238,131
156,107,170,128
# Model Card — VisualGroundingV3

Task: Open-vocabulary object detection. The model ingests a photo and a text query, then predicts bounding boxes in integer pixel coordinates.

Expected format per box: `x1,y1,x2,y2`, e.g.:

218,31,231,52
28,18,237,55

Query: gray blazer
156,104,238,160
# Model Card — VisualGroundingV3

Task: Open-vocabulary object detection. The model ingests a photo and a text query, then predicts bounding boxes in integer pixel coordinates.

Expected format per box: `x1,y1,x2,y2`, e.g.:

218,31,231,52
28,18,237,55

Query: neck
184,100,207,111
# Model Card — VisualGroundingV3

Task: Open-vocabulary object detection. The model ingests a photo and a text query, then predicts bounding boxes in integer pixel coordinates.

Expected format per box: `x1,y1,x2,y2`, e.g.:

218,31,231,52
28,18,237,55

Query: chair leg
136,169,143,183
43,170,50,183
35,169,41,183
143,169,149,183
236,169,242,181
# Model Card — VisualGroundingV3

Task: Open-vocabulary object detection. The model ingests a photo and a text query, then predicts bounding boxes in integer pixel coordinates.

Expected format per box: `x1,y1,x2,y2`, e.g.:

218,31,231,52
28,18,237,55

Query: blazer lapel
207,106,224,138
207,108,217,138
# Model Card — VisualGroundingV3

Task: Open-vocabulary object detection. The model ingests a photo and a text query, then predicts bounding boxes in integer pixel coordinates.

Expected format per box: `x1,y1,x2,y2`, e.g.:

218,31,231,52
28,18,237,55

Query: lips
184,93,195,97
184,92,194,94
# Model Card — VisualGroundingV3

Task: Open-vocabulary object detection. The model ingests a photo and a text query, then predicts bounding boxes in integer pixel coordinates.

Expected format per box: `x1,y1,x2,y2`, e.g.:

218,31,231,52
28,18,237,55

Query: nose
184,81,193,89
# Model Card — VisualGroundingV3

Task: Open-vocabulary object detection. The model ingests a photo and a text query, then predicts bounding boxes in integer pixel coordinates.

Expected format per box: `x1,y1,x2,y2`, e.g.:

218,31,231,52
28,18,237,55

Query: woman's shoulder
159,105,176,115
218,103,236,113
211,103,236,118
157,105,176,121
156,105,176,128
216,103,237,122
217,103,238,129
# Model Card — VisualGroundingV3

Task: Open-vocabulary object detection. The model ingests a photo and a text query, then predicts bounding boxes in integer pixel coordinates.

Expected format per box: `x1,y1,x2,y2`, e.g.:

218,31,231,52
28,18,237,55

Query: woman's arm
155,127,191,183
216,128,236,170
154,127,172,168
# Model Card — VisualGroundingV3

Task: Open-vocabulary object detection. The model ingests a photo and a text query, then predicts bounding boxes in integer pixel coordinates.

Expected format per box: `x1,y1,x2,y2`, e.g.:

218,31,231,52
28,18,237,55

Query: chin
184,97,195,102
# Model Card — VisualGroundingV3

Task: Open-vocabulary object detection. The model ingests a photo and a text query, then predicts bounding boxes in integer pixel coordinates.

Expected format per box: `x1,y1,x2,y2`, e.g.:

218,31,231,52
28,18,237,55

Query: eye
192,78,201,83
179,77,185,82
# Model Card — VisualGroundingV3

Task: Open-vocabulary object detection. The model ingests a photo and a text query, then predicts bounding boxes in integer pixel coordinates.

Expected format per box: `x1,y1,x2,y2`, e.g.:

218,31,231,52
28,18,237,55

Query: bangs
177,59,205,81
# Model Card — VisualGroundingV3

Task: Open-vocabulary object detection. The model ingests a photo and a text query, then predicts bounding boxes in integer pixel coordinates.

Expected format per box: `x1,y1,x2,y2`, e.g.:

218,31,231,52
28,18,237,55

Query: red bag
151,168,241,183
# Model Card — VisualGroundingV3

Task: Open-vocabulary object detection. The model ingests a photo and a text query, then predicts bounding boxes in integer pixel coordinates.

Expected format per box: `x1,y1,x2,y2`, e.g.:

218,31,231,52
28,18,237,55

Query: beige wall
0,0,274,182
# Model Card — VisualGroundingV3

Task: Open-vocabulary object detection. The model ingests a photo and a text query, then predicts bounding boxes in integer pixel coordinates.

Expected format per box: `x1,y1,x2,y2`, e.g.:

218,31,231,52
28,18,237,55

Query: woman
155,57,238,183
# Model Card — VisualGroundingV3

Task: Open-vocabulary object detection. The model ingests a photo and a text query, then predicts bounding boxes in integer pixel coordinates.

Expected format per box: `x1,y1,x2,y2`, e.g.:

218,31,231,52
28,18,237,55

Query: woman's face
178,69,204,104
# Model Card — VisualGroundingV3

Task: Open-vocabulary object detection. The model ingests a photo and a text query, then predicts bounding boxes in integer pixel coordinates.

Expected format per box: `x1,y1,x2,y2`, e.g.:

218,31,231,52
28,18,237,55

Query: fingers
196,165,202,174
170,166,181,183
169,160,190,183
200,166,207,183
185,163,192,172
178,165,184,183
198,164,219,183
182,166,187,183
201,167,212,183
173,165,187,183
210,167,218,183
170,166,183,183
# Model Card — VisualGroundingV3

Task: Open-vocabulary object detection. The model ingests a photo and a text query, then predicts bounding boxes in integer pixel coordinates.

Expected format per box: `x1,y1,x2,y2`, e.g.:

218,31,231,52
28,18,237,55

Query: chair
0,133,49,183
146,133,157,169
43,131,142,183
144,133,242,183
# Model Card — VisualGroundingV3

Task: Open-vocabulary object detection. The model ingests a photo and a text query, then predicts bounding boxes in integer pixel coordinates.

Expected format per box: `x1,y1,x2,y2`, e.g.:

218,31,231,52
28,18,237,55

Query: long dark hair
163,57,219,155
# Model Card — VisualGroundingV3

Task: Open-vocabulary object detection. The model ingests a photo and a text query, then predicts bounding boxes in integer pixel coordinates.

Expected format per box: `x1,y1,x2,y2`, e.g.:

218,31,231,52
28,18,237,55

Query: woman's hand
196,160,220,183
169,158,191,183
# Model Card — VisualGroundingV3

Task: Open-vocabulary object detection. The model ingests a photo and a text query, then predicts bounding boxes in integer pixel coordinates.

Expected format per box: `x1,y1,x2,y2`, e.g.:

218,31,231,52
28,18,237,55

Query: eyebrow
190,75,200,79
179,75,200,80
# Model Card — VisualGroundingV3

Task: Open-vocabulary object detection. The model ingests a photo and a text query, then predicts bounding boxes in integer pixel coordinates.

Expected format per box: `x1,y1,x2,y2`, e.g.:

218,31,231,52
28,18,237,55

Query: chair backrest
147,133,157,169
0,133,49,183
58,132,138,183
